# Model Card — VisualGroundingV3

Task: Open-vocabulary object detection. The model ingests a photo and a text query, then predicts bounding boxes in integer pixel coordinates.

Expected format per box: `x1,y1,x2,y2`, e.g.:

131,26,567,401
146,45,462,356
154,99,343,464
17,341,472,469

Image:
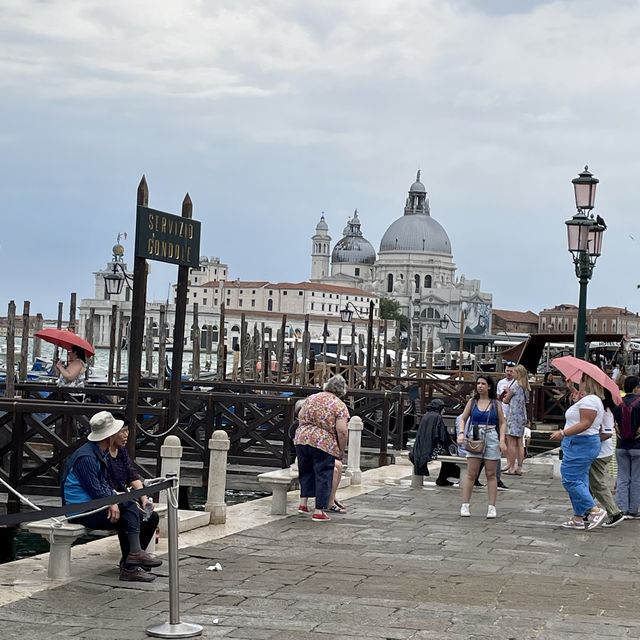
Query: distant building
492,309,539,335
539,304,640,337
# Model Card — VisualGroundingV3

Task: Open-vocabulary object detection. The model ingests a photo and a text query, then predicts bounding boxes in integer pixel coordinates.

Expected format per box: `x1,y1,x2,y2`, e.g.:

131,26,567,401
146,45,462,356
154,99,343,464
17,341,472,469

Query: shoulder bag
463,400,495,455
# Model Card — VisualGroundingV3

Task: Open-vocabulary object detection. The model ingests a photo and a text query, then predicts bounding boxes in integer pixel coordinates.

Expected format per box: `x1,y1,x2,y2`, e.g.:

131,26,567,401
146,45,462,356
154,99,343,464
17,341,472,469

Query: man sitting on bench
62,410,162,582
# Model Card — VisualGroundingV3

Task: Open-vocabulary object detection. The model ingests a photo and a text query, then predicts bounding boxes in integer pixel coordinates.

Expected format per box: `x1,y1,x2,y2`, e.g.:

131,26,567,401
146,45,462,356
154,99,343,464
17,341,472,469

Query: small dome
315,214,329,232
332,209,376,265
379,215,451,254
332,236,377,265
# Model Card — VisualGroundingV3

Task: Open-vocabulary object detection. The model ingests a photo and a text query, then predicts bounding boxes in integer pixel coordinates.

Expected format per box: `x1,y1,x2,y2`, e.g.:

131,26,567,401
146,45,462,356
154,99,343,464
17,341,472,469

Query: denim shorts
465,426,501,461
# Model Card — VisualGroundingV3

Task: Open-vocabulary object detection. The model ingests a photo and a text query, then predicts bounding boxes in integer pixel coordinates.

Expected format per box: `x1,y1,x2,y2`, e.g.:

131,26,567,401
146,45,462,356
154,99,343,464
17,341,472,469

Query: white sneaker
486,505,497,519
460,503,470,517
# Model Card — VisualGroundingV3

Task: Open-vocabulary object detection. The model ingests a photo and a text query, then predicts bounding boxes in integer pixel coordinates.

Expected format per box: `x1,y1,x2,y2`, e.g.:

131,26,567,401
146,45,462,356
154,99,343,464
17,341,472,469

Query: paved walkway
1,459,639,639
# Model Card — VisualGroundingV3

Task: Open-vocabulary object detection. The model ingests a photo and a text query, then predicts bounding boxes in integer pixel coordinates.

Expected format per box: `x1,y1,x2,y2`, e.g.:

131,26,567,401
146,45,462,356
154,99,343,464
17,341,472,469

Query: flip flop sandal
334,499,347,510
328,504,347,514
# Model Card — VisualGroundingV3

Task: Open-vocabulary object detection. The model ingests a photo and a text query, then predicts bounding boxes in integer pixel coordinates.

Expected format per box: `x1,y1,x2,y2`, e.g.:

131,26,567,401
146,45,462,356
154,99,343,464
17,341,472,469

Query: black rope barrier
0,479,174,527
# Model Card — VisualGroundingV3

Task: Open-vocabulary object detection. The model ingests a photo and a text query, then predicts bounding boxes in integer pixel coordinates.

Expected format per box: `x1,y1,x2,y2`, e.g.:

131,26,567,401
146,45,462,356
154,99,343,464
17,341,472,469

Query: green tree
379,297,409,333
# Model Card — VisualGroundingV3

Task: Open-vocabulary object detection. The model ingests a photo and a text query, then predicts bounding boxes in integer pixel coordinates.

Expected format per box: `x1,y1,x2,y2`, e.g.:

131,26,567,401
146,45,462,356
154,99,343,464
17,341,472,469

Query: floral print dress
506,382,528,437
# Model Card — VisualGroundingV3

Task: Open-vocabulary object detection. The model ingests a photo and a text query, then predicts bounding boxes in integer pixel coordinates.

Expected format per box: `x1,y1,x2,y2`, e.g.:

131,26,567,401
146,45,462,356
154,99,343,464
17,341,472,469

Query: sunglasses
504,361,516,366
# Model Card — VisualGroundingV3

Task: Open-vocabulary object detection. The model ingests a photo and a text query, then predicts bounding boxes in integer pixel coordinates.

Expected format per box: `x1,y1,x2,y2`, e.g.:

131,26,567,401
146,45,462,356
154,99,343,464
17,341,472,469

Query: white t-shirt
497,377,515,418
598,409,615,459
564,394,604,437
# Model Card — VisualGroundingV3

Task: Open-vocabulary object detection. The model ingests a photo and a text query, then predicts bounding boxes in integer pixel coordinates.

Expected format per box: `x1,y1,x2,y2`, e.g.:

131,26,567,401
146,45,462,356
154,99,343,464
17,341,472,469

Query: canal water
10,487,267,562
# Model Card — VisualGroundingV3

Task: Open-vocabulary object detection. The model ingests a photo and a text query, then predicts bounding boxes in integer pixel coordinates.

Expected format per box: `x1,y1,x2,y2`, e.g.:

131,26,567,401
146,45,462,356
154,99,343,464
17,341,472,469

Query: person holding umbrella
55,345,87,387
549,356,622,531
34,328,94,388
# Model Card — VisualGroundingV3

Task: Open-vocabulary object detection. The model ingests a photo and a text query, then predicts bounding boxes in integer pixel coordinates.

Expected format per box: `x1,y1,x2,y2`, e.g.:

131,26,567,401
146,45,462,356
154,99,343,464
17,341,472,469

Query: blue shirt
63,442,115,505
470,400,498,427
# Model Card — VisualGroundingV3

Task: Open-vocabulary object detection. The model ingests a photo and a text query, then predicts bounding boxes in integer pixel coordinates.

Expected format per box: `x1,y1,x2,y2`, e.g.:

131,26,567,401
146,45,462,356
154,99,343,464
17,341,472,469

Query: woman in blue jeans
550,374,607,530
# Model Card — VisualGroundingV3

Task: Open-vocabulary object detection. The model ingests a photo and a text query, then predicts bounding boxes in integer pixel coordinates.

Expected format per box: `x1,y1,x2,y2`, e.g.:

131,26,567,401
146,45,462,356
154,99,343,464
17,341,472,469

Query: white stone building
313,171,493,351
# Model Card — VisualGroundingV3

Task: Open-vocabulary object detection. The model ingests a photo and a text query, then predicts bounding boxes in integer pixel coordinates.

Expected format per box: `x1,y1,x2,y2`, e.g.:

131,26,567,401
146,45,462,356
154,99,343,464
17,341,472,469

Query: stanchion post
146,473,203,639
204,430,230,523
345,416,363,485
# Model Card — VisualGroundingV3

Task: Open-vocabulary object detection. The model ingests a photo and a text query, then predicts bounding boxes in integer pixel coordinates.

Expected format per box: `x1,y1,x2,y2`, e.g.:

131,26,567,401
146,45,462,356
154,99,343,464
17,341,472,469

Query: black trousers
74,500,159,562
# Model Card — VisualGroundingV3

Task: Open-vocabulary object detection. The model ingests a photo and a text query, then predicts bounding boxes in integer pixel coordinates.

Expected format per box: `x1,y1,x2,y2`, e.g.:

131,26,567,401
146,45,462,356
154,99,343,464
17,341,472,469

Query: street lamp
340,300,375,389
103,242,134,296
439,311,466,377
565,166,605,359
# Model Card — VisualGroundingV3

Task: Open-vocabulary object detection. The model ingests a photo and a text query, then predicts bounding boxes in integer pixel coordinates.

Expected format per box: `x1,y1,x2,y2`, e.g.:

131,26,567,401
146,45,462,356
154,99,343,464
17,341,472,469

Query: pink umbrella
551,355,622,405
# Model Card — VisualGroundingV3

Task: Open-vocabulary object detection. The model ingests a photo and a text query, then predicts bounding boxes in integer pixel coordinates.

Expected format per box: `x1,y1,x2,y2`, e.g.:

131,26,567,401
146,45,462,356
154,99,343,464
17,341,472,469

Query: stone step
159,508,211,536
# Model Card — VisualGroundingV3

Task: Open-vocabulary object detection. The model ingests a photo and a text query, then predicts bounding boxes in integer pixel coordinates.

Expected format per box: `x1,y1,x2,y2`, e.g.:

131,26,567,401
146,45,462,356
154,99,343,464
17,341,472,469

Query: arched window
427,308,434,319
268,299,273,311
424,275,432,288
434,309,441,319
414,274,420,293
387,274,394,293
212,325,219,342
231,325,240,332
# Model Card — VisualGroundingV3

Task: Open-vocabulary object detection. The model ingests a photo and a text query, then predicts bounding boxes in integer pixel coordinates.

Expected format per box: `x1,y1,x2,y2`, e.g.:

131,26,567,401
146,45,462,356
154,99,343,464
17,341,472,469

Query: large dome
379,215,452,255
379,171,452,255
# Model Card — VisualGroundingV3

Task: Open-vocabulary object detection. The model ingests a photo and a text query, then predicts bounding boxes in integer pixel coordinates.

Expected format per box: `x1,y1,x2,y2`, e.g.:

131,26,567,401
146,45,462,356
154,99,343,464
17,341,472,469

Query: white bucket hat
88,411,125,442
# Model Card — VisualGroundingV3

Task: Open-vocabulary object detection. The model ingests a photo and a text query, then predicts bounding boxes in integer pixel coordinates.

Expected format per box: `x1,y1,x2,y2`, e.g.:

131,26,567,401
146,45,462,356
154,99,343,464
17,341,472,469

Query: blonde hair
582,375,604,398
514,364,530,392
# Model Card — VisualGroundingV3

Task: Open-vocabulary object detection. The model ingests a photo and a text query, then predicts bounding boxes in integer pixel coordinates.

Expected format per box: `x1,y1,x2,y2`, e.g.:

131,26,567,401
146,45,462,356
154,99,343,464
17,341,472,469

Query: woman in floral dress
503,364,530,475
294,375,349,522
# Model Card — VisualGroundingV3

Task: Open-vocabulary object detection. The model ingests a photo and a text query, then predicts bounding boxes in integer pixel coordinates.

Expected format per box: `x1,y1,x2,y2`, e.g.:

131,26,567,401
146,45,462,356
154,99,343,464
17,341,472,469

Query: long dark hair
473,374,496,400
602,388,616,413
71,345,86,362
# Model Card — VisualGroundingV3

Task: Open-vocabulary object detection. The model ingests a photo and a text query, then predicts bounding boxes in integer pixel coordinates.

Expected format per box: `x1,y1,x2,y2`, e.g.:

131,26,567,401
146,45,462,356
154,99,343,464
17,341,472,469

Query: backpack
619,396,640,440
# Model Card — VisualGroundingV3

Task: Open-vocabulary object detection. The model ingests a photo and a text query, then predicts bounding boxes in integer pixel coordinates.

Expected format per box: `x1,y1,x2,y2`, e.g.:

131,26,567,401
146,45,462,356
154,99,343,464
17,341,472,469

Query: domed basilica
311,171,493,349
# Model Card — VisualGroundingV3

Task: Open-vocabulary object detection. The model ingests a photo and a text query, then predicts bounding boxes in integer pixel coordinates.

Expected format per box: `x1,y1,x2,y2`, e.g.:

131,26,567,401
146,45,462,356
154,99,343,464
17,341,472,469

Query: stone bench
23,504,167,580
257,466,352,516
411,455,469,488
257,467,300,515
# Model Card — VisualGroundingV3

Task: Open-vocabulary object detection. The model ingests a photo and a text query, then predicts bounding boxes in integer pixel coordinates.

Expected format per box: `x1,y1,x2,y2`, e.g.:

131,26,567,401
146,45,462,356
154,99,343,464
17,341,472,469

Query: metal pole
575,267,589,359
458,309,465,379
146,473,203,639
365,300,374,390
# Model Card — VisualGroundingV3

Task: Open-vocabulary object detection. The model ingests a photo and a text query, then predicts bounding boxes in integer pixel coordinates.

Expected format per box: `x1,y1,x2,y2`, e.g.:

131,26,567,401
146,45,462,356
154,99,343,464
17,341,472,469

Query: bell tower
311,213,331,281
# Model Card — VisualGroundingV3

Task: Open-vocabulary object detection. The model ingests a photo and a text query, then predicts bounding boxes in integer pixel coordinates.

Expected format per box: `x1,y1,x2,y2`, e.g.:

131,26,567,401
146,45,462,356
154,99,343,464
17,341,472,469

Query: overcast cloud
1,0,639,319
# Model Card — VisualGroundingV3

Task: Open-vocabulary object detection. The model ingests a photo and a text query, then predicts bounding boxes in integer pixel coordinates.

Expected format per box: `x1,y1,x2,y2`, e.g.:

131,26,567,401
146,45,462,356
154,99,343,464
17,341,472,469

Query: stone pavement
1,460,639,640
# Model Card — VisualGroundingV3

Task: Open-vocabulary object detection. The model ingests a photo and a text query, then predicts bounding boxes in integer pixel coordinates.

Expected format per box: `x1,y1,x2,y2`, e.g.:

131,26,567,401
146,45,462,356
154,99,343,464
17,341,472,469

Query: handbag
463,400,494,454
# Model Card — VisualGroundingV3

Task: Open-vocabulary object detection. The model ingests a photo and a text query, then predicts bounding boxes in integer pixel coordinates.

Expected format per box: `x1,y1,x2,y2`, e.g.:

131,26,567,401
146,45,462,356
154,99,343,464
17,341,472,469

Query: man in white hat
62,410,162,582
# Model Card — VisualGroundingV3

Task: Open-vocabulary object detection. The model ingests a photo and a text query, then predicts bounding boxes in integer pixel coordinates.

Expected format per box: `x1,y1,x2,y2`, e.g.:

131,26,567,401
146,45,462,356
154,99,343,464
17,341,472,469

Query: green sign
135,206,201,267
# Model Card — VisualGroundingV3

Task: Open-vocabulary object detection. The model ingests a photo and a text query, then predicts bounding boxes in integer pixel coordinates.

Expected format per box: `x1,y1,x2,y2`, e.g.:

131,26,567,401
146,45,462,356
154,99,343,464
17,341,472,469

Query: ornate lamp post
565,166,605,359
103,241,134,295
340,300,375,390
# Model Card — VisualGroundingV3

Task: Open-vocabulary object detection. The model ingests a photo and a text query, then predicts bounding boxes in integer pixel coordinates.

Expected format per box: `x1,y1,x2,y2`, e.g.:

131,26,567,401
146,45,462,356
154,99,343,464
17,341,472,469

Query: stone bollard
159,435,183,508
345,416,363,485
204,430,230,524
411,474,424,488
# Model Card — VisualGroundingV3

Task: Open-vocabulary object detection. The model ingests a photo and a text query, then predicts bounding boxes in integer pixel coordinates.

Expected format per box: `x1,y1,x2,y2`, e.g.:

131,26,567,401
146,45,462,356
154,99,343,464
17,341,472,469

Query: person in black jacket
409,399,460,486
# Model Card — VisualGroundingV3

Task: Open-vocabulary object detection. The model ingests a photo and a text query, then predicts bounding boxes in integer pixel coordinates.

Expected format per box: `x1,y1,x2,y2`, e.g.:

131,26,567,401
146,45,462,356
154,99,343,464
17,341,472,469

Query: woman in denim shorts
456,375,507,519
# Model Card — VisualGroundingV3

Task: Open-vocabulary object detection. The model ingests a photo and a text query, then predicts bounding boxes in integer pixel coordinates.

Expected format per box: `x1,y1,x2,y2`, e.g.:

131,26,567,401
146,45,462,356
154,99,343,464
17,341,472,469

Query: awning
500,333,625,373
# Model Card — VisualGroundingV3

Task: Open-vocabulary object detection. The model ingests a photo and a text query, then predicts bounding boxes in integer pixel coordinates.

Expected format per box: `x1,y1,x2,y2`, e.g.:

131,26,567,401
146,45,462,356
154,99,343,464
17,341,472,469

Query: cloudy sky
2,0,639,320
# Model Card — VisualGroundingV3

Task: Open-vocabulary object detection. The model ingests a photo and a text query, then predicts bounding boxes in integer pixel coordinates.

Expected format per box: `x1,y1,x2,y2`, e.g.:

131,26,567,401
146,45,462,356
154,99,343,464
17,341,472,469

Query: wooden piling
68,292,76,333
157,304,166,389
115,308,124,383
6,301,16,397
240,314,247,383
192,302,200,380
217,303,226,380
19,301,30,381
300,315,310,385
54,302,63,364
108,304,117,385
33,313,43,359
276,314,286,384
145,316,154,376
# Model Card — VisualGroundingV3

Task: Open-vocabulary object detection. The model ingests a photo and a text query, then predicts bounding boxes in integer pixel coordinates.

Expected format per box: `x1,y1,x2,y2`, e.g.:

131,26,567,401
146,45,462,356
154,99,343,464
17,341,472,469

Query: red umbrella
551,355,622,405
34,328,95,357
